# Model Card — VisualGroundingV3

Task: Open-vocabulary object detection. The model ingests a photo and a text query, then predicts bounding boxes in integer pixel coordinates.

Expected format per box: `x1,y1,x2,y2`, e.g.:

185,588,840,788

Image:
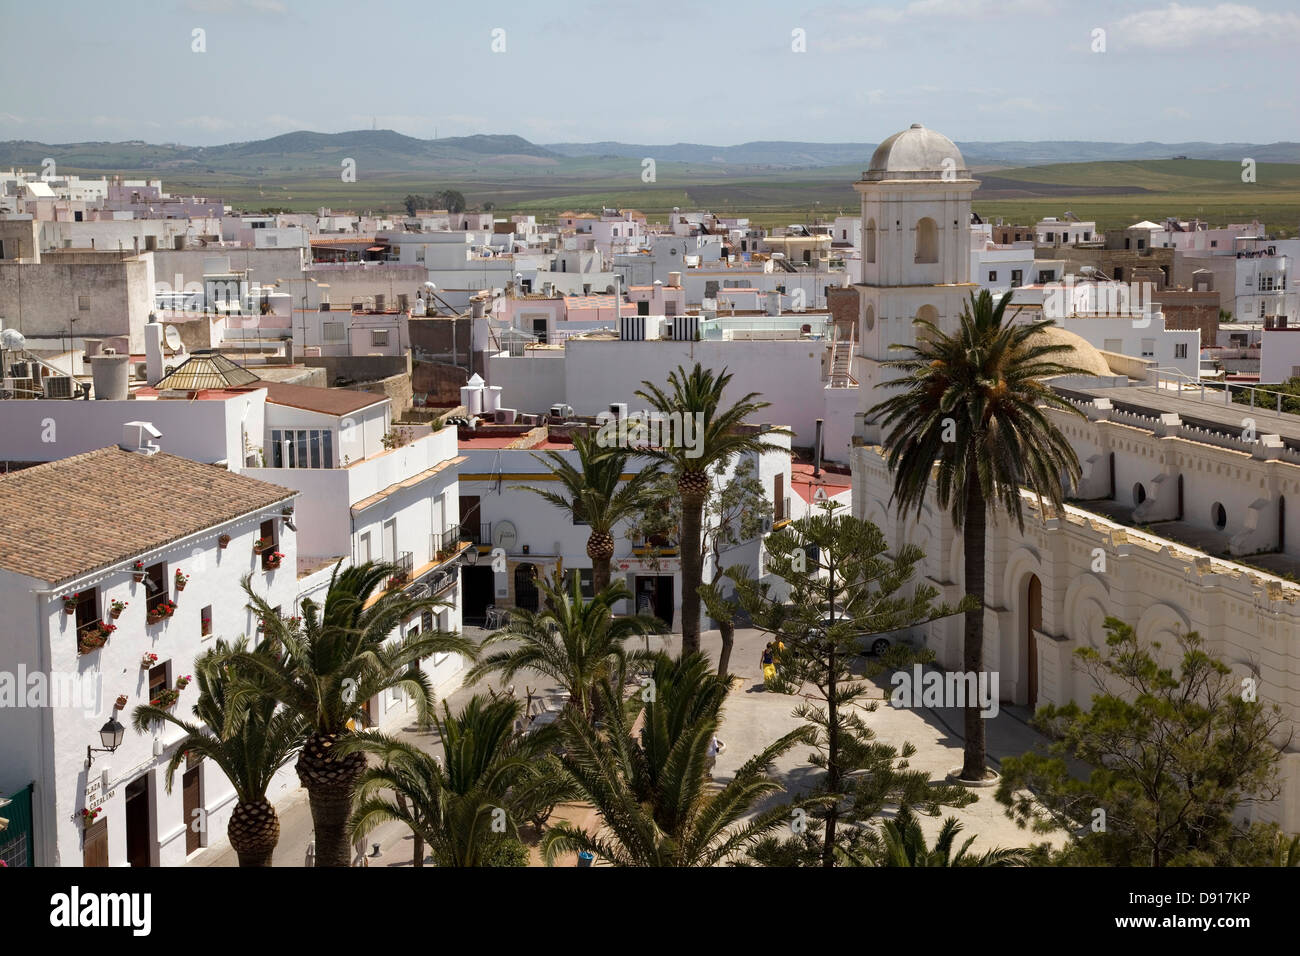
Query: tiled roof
0,448,296,584
259,382,388,417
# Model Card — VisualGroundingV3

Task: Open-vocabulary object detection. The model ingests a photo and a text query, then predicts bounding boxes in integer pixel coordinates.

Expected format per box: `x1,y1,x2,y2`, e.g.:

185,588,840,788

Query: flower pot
133,573,146,583
114,694,128,710
64,605,76,616
176,581,187,592
218,534,231,550
146,612,165,626
253,541,269,555
110,608,123,619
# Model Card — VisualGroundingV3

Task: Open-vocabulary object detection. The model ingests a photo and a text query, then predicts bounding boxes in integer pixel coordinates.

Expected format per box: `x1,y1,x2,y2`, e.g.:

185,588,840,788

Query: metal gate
0,783,34,867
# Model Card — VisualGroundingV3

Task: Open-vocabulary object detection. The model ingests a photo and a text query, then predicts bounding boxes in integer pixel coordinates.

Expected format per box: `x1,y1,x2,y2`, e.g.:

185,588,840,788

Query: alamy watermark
594,409,705,458
0,666,102,717
890,664,999,718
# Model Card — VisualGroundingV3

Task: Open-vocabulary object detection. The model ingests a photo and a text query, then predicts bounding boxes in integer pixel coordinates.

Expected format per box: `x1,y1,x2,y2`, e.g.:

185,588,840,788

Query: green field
45,157,1300,235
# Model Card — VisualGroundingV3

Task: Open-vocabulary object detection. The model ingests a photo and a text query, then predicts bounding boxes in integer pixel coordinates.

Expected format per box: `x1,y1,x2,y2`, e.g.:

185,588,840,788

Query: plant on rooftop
869,289,1088,782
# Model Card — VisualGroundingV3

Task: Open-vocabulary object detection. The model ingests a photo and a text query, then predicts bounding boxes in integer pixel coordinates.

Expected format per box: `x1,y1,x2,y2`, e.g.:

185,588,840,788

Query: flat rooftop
1057,382,1300,450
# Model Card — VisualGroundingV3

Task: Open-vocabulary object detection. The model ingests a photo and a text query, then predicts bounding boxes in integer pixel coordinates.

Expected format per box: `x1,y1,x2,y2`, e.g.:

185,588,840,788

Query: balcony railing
388,551,413,588
464,521,490,545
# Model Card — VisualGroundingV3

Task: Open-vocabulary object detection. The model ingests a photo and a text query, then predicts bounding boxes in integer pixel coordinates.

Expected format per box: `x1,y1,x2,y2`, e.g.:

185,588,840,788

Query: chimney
120,421,162,455
814,419,824,478
765,290,781,317
144,313,165,385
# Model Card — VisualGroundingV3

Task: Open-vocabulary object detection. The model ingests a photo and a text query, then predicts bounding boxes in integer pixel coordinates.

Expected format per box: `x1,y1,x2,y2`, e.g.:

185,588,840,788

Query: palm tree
869,290,1087,781
522,432,656,594
225,562,477,866
341,695,571,867
466,571,664,722
131,638,308,866
636,363,787,656
541,652,809,866
872,806,1030,867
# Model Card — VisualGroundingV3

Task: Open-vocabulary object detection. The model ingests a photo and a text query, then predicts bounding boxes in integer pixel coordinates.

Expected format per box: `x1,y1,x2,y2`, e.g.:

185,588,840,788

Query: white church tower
853,123,979,440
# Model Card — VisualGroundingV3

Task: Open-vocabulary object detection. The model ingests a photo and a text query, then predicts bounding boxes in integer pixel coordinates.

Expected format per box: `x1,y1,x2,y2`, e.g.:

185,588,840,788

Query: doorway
462,565,495,624
1025,575,1041,711
82,817,109,867
635,575,674,628
125,775,151,867
182,764,202,855
514,563,539,612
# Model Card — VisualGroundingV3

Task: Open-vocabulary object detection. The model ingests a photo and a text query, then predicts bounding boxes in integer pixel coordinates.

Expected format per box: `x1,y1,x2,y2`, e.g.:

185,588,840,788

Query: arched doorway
514,563,539,612
1025,575,1041,711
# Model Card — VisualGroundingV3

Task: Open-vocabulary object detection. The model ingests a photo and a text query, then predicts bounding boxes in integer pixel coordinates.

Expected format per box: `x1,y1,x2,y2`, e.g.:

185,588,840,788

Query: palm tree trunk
297,740,366,867
960,477,988,781
592,557,611,595
717,619,735,676
679,492,706,656
228,799,280,867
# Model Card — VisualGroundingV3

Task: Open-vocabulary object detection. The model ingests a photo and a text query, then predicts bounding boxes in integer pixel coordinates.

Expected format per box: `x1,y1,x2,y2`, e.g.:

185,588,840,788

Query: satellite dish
164,326,183,351
1,329,26,350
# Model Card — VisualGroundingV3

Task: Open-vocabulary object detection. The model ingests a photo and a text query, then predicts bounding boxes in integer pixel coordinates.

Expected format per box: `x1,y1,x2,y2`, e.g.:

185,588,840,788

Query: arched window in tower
915,304,940,347
915,217,938,263
865,218,877,263
864,304,875,335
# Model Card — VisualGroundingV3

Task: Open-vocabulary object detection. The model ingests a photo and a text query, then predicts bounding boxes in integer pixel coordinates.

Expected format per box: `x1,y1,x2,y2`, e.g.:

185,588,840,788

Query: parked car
813,613,893,657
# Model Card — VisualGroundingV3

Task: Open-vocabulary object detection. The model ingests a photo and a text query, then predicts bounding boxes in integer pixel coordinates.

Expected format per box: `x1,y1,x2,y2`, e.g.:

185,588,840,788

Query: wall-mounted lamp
86,714,126,768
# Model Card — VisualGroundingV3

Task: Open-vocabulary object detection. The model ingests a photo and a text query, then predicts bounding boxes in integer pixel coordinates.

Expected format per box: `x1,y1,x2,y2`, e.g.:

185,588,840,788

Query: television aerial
164,325,183,352
0,328,26,351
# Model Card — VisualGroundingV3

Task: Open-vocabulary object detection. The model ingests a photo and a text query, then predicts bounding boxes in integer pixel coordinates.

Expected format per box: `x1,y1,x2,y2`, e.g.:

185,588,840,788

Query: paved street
194,624,1063,866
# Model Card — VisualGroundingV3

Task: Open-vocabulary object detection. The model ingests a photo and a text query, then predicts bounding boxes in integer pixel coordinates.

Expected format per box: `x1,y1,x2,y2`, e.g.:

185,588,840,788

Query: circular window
1212,502,1227,529
1133,483,1146,506
865,305,875,332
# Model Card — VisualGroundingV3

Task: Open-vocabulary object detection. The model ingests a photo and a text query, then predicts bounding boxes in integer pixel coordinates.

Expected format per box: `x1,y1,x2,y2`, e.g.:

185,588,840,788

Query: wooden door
1027,575,1041,711
82,818,109,867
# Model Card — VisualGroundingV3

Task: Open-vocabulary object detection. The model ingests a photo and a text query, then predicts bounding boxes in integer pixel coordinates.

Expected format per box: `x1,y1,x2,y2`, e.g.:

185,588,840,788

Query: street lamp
86,715,125,768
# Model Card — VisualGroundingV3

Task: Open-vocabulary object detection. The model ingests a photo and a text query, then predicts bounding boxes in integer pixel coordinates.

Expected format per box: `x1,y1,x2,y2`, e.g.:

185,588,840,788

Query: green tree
466,572,664,722
437,189,467,213
869,289,1088,781
846,805,1029,867
635,363,788,656
541,652,809,866
131,638,308,867
996,617,1288,866
731,504,978,867
225,562,476,866
522,432,657,594
342,695,570,867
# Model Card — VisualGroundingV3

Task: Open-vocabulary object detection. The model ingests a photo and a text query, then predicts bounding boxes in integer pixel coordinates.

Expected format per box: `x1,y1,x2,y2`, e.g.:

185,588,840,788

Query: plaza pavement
195,624,1066,866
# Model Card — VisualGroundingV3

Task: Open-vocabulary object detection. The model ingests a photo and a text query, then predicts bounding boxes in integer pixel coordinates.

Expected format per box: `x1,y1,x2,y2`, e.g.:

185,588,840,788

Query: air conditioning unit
549,403,575,419
494,408,517,424
8,361,30,378
43,375,74,399
319,301,331,312
10,377,33,397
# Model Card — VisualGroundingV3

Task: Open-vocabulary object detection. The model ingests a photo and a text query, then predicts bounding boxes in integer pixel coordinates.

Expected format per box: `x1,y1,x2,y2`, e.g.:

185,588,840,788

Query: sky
2,0,1298,147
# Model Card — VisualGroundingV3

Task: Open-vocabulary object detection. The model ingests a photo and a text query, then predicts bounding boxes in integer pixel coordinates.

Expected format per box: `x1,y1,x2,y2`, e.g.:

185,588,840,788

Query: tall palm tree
466,571,664,722
869,290,1087,781
225,562,477,866
872,806,1030,867
131,638,308,866
541,652,809,866
636,363,788,656
341,696,570,867
522,432,656,594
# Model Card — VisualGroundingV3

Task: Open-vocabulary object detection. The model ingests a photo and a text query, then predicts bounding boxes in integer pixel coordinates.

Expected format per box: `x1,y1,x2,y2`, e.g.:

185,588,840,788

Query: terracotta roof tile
258,382,388,417
0,448,296,584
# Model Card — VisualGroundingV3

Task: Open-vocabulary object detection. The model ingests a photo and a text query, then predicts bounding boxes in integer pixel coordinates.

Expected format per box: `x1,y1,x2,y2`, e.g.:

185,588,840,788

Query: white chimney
120,421,162,455
145,314,164,385
765,290,781,316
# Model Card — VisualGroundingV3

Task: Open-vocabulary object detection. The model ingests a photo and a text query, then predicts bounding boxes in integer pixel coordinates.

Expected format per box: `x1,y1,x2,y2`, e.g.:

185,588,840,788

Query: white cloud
1115,3,1300,49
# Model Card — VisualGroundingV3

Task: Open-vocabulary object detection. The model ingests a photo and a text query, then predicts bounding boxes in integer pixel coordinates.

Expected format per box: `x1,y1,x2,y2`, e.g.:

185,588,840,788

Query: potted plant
114,694,129,710
62,593,79,615
145,599,177,625
109,599,128,619
253,536,273,555
80,807,103,829
217,534,231,550
152,687,180,709
174,569,189,592
175,674,193,691
131,560,146,583
141,652,159,670
77,631,107,655
264,550,284,570
96,621,118,639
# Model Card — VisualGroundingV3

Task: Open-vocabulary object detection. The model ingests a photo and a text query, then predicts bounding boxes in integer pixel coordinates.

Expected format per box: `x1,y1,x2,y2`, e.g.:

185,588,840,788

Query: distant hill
2,131,1296,176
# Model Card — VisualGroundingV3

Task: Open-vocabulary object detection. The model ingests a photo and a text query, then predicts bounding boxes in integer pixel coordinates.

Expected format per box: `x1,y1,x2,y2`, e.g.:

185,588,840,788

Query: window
1212,502,1227,530
1045,232,1055,243
1141,339,1155,358
148,662,169,704
144,562,167,613
1103,339,1124,352
1137,239,1146,250
1113,267,1123,282
1083,232,1091,242
1037,270,1056,283
269,429,333,468
371,329,390,348
77,295,90,311
258,519,277,570
1210,240,1218,248
200,605,212,638
1010,269,1023,288
73,588,100,638
1174,343,1188,359
914,218,938,263
563,568,595,599
988,271,997,282
321,321,345,343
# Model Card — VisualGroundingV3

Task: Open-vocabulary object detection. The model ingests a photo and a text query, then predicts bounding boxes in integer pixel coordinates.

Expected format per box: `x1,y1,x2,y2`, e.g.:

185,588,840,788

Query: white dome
864,123,969,181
